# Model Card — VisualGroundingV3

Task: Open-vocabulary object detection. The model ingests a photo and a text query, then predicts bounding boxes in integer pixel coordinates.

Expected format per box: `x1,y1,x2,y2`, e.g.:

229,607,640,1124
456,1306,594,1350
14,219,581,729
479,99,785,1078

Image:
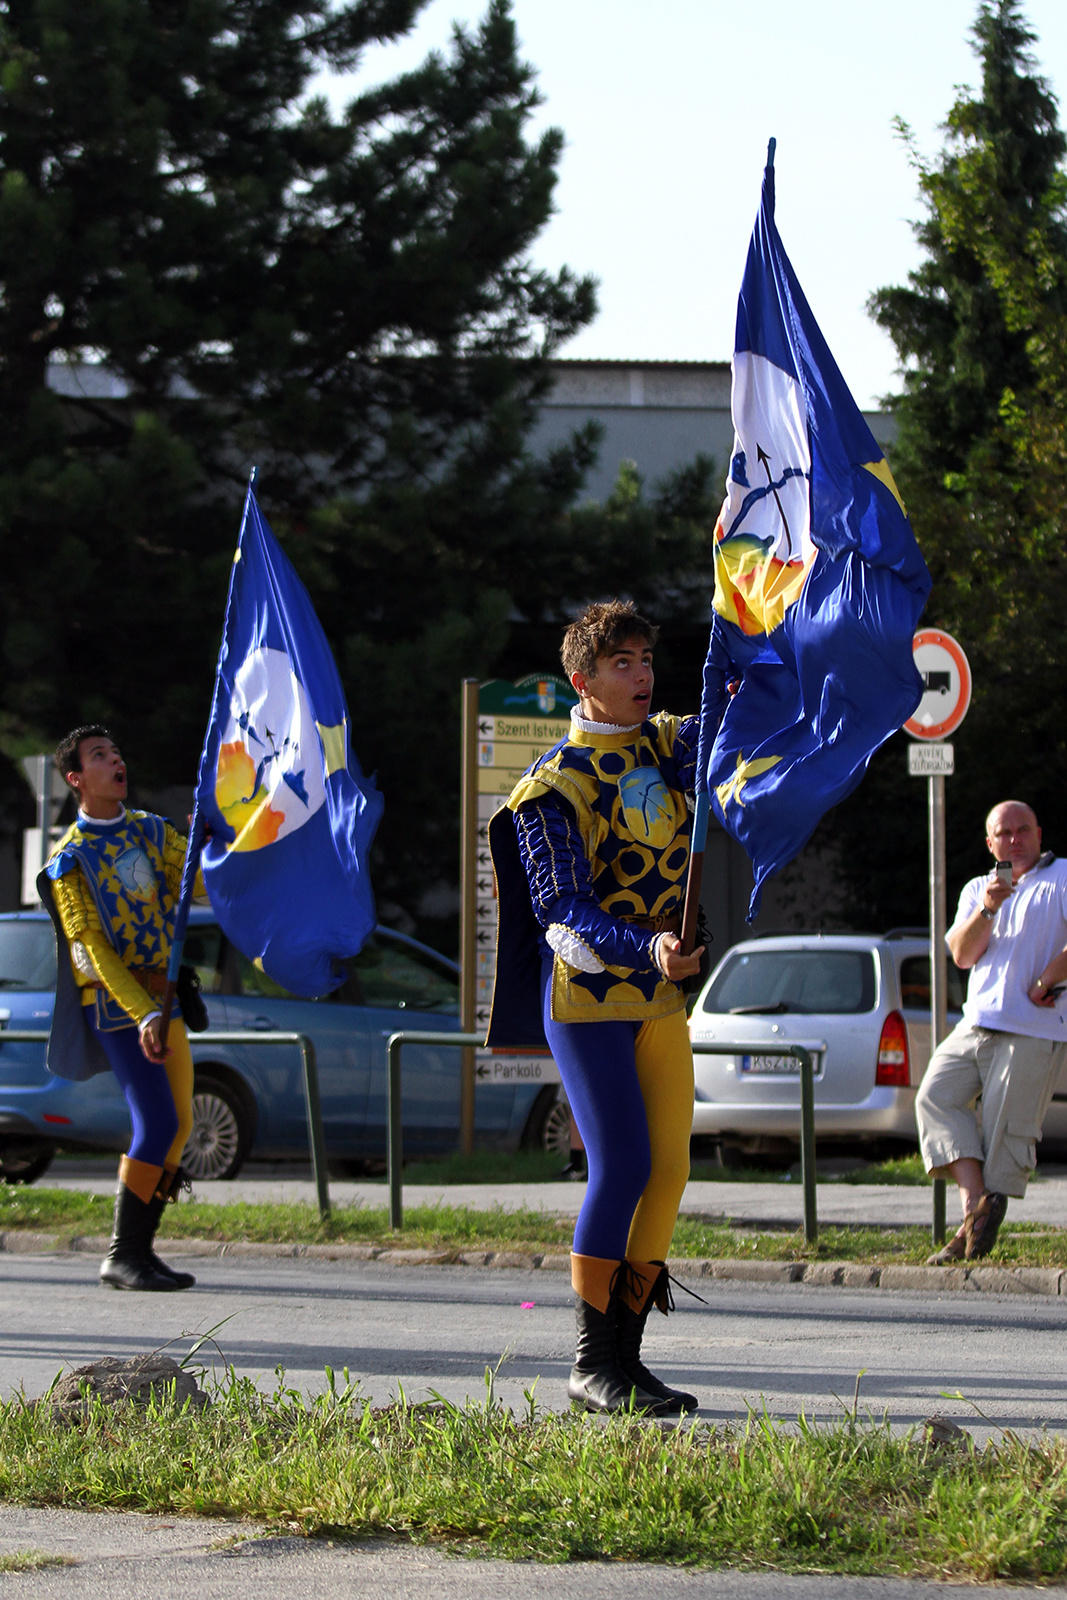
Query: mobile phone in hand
995,861,1013,888
1047,983,1066,1002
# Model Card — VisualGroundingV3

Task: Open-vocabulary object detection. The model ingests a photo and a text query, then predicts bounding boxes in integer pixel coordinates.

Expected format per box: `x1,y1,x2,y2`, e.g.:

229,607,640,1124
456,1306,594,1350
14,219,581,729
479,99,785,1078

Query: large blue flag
194,481,383,996
698,148,931,917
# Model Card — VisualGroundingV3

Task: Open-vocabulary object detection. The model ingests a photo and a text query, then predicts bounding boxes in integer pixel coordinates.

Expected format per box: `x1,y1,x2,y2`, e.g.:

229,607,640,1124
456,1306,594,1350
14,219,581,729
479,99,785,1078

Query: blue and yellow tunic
488,713,697,1042
46,809,198,1031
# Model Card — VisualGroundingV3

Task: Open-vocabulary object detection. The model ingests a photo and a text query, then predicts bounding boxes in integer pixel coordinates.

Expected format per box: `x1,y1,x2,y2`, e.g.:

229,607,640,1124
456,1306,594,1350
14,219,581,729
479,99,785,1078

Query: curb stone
4,1231,1067,1297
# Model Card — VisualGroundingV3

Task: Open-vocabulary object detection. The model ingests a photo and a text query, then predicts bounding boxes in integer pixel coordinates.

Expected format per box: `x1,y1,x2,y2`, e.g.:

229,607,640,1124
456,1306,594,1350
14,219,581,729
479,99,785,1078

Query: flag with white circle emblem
193,483,383,996
697,146,932,917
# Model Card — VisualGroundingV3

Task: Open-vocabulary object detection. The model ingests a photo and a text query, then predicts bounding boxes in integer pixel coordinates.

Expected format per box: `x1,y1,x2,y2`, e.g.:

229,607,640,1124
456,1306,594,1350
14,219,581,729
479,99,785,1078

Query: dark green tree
0,0,619,933
826,0,1067,927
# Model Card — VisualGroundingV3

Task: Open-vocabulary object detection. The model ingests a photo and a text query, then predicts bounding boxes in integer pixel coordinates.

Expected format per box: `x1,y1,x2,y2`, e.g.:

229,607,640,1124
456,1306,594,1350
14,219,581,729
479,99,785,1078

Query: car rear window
898,953,968,1013
0,922,57,991
701,948,877,1016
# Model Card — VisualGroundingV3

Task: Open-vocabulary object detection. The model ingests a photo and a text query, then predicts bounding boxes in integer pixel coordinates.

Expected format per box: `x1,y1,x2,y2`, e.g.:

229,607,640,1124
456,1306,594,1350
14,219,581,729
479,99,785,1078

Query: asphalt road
5,1252,1067,1596
3,1251,1067,1434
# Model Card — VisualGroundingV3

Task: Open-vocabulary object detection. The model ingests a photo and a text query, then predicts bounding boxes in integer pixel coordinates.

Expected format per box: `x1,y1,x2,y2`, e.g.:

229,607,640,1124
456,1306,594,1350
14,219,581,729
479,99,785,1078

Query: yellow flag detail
715,751,783,811
316,721,348,777
863,458,907,515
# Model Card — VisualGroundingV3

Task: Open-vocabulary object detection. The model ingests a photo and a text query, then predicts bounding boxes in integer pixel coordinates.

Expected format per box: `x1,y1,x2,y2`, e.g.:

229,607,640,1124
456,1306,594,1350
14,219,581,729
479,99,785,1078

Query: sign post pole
459,678,480,1155
904,629,972,1250
929,773,948,1244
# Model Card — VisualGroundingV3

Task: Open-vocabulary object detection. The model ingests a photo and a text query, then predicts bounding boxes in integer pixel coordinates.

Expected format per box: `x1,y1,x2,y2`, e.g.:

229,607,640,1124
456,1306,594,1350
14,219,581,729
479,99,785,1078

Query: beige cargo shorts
916,1021,1067,1197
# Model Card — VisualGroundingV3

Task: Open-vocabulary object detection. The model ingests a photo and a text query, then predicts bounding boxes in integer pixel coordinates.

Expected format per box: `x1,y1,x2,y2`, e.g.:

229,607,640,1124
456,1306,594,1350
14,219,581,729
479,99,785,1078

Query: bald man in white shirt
919,801,1067,1264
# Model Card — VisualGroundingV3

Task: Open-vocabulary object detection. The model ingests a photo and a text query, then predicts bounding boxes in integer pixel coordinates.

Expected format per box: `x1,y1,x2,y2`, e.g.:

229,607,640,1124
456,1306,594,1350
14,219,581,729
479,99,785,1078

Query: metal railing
691,1041,817,1244
385,1030,817,1240
0,1028,331,1219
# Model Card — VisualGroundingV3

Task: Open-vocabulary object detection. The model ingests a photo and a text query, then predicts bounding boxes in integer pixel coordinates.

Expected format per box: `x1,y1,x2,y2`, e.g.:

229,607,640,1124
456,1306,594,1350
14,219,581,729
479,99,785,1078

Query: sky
324,0,1067,410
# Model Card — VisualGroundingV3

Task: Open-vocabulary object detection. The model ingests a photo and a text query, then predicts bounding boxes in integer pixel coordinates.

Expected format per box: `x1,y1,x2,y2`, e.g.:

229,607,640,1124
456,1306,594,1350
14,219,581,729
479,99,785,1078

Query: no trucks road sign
904,629,972,742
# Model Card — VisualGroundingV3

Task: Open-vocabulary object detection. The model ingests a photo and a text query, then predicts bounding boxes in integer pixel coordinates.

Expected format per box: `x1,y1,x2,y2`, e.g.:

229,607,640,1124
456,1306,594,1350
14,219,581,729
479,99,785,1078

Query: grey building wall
530,358,897,504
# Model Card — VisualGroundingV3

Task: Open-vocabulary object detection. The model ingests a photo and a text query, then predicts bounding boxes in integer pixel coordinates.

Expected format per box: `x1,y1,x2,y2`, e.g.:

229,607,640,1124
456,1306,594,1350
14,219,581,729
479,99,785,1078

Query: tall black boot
567,1254,670,1415
99,1185,183,1291
145,1181,196,1290
616,1261,698,1414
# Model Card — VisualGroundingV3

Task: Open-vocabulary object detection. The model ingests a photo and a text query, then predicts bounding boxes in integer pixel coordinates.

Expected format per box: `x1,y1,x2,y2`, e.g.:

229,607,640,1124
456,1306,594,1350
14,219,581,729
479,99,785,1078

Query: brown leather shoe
964,1191,1008,1260
926,1226,968,1266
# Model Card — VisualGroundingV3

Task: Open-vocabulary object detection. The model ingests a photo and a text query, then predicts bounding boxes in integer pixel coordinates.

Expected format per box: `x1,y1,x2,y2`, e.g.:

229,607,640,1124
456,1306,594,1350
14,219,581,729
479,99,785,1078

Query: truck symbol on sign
923,671,951,695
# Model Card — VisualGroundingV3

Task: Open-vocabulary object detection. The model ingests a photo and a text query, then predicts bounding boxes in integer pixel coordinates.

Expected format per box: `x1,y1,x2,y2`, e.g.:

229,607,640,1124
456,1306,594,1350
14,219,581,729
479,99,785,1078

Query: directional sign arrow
477,850,491,869
476,902,495,920
476,1064,491,1079
475,1007,492,1025
477,824,489,843
478,718,494,737
476,877,494,895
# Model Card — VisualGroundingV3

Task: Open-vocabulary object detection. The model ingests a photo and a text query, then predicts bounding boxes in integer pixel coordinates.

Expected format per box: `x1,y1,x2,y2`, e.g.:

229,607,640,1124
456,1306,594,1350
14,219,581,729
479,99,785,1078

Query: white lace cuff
70,940,97,979
546,923,606,974
650,934,670,979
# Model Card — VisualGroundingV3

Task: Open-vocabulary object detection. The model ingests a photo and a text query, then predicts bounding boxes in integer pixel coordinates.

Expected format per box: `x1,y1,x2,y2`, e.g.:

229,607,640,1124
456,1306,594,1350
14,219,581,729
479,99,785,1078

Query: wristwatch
980,906,995,920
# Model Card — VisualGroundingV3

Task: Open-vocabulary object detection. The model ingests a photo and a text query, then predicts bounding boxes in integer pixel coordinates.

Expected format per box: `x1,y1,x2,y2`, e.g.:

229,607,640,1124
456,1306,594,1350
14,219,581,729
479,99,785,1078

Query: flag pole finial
248,465,258,488
767,138,776,169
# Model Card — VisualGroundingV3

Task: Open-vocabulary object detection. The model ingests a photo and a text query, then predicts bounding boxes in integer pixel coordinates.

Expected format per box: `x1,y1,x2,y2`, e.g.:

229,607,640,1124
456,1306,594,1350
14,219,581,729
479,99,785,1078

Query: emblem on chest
617,767,675,849
112,846,159,906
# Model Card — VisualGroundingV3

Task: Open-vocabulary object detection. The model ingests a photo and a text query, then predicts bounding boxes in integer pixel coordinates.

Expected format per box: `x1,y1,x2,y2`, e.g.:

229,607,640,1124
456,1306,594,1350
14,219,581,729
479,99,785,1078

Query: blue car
0,909,558,1181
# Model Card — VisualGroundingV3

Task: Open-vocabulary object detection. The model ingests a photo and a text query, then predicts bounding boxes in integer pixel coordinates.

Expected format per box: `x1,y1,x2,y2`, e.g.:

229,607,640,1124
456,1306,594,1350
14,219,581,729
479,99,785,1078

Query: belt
621,913,681,936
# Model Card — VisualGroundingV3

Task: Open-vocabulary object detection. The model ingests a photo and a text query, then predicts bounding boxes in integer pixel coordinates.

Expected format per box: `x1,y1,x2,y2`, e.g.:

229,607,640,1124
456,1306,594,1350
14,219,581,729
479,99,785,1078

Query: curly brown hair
54,725,114,789
560,600,659,682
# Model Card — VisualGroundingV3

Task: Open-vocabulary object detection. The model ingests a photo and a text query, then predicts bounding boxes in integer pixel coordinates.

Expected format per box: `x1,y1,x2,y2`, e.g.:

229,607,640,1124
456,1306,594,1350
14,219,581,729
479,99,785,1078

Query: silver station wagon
688,932,966,1163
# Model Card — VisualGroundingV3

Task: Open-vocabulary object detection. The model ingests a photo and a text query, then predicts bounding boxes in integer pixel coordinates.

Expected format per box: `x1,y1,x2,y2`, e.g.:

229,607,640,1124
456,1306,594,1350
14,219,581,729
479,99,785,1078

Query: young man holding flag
41,727,200,1292
489,600,704,1417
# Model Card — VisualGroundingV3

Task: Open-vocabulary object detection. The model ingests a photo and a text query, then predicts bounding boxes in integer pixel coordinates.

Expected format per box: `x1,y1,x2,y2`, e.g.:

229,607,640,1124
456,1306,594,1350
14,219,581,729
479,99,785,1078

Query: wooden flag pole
680,791,709,957
158,807,206,1050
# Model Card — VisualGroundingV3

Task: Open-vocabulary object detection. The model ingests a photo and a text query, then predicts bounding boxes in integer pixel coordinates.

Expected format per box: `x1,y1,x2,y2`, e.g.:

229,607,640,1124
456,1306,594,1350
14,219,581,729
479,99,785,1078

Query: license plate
740,1053,799,1075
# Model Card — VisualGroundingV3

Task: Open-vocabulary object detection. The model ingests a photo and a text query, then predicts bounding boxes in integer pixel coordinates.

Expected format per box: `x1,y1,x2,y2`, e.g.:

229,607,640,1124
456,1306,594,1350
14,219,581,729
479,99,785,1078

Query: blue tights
87,1013,179,1167
541,960,693,1262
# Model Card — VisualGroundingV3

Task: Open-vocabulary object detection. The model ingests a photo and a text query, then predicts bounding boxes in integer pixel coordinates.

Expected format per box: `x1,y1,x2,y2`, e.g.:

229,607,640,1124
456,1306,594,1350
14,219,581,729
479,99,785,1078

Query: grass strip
2,1185,1067,1266
0,1550,75,1572
3,1375,1067,1581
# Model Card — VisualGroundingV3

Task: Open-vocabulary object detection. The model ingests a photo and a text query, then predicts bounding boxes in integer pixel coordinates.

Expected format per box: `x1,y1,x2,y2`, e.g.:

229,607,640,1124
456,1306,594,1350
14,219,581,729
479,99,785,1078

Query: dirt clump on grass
38,1354,208,1423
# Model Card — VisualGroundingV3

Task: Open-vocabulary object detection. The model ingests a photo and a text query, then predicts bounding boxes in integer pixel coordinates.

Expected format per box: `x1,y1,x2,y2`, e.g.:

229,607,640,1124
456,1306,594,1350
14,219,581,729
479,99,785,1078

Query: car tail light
875,1011,910,1087
42,1114,71,1124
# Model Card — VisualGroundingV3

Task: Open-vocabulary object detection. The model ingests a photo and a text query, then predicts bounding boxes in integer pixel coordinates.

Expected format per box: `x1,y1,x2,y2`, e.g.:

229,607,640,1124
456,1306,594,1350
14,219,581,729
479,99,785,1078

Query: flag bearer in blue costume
40,727,202,1292
488,601,705,1415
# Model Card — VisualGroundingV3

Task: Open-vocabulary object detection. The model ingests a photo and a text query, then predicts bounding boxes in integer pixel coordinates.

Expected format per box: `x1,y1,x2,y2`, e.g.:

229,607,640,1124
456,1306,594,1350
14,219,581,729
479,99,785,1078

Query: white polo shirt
952,854,1067,1041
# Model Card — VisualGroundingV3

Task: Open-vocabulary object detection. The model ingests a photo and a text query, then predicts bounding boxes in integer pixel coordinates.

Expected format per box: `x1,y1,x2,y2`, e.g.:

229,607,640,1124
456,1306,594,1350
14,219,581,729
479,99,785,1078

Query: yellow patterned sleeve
162,821,207,903
49,866,158,1028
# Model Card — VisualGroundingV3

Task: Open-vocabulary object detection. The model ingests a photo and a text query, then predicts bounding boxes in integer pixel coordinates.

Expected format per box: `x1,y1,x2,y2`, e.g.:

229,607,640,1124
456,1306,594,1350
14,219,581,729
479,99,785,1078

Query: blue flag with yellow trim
194,482,383,996
698,150,930,917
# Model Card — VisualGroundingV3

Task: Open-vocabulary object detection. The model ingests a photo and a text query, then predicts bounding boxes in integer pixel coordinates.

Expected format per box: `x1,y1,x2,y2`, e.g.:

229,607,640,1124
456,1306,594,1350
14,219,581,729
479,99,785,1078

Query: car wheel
184,1074,252,1180
0,1140,55,1185
522,1088,572,1155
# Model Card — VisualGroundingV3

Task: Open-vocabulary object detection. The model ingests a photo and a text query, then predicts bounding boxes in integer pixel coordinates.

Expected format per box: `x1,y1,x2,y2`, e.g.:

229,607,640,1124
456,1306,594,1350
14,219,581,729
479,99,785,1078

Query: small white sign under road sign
909,742,954,777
